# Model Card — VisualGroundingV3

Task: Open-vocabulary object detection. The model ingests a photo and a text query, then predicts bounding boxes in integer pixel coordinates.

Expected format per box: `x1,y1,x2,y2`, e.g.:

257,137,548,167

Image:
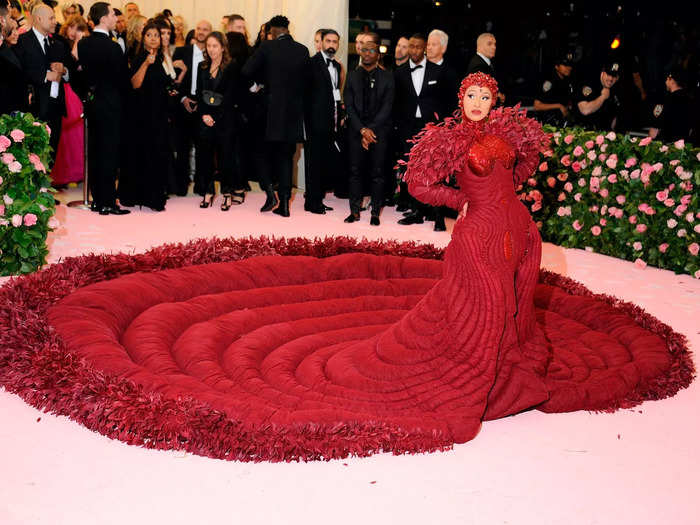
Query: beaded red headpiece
458,72,499,116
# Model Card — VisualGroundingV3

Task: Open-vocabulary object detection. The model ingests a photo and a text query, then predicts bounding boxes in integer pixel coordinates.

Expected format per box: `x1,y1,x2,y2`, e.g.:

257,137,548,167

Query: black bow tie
326,58,334,66
410,64,423,72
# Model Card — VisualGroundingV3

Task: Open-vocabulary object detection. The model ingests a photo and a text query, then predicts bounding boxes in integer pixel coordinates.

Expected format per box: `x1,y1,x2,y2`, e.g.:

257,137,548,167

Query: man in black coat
393,33,450,229
242,15,309,217
304,28,342,214
1,2,29,115
172,19,212,196
77,2,130,215
467,33,504,104
343,32,394,226
14,3,68,161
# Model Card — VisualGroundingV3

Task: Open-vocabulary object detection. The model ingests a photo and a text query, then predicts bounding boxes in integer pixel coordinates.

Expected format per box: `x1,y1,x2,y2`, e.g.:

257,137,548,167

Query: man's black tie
326,58,333,67
44,36,50,54
410,64,423,72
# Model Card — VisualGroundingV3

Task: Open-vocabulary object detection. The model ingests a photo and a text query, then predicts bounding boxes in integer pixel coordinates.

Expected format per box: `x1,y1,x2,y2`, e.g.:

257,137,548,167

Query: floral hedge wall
519,127,700,278
0,113,57,276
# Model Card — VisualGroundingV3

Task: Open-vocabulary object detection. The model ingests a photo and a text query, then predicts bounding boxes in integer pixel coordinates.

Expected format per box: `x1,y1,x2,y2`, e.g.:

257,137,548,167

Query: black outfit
119,52,171,210
393,60,450,223
14,30,69,161
575,78,621,131
344,65,394,216
195,61,241,196
650,89,693,143
304,51,342,212
241,33,309,206
534,69,574,126
77,31,129,210
0,44,28,115
173,44,204,195
467,53,496,78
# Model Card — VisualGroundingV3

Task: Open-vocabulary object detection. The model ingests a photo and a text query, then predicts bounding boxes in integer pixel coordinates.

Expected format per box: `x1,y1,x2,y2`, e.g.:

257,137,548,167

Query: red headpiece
458,72,499,116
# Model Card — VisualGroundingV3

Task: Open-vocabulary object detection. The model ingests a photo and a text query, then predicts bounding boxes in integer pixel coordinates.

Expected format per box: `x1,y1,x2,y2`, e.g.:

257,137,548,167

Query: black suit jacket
173,44,197,98
393,60,450,128
305,51,341,136
15,30,68,120
241,33,309,143
467,54,496,77
344,66,394,136
77,31,128,118
0,44,28,115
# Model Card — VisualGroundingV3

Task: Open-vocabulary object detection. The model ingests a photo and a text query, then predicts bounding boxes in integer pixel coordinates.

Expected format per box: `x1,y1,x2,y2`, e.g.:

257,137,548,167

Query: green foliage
518,127,700,277
0,113,57,275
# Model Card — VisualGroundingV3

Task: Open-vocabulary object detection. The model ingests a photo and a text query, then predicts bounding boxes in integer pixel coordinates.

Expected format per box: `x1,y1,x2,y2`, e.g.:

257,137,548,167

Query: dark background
349,0,700,110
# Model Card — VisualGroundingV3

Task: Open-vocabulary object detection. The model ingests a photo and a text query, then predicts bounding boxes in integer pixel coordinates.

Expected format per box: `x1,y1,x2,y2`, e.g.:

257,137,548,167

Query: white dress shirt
409,56,427,118
321,50,339,91
190,45,204,96
32,27,69,99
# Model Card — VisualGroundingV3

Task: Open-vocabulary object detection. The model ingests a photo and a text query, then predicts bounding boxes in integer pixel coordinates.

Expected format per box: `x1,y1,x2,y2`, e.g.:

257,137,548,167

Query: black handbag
202,90,224,107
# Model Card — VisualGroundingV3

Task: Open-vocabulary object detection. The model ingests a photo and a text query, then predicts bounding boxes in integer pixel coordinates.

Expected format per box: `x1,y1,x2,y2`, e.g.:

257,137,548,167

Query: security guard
575,61,622,131
648,68,693,143
533,53,575,126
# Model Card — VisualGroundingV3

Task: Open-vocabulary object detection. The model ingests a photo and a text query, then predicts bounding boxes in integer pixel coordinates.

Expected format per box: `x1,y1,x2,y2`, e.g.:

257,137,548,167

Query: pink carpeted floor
1,185,698,525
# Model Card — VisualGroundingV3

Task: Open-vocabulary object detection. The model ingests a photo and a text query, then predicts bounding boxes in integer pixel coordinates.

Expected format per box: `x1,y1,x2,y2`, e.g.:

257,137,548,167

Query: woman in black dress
119,22,173,211
195,32,242,210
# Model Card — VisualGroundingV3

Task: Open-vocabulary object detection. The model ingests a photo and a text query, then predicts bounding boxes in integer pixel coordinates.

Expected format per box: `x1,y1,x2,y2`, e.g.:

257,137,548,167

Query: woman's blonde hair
58,14,88,40
126,14,147,49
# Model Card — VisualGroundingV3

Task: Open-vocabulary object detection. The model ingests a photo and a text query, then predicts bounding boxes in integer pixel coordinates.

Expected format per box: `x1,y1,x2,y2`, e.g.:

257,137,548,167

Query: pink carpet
1,185,699,525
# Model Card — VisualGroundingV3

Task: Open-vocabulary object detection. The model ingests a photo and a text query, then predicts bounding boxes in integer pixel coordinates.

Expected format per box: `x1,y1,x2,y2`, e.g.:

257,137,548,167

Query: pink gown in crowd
50,83,84,185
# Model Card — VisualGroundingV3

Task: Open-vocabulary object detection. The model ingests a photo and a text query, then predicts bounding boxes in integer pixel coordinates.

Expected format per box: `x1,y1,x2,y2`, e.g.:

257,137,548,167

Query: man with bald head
15,2,69,161
172,19,212,195
467,32,504,103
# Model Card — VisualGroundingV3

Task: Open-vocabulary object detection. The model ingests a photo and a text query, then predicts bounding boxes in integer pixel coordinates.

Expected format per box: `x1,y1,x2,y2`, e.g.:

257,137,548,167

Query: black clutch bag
202,90,224,107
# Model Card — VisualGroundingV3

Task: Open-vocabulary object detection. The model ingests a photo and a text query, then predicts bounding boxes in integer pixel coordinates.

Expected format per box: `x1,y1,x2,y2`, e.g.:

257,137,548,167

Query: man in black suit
242,15,309,217
393,33,450,229
304,28,341,215
1,1,28,115
172,19,212,196
343,32,394,226
14,3,68,162
467,32,505,104
77,2,130,215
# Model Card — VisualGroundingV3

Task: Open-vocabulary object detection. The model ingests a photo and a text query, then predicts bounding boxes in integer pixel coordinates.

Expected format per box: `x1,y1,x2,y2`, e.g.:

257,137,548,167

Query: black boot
260,187,279,212
434,213,446,232
273,198,290,217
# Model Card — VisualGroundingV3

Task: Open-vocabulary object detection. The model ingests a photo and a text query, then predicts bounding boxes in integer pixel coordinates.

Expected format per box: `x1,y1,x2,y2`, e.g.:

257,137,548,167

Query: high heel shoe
260,186,279,212
221,194,232,211
200,194,215,209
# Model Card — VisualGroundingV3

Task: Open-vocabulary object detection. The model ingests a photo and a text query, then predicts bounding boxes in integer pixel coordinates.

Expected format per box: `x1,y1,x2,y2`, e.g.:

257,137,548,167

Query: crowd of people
0,1,695,226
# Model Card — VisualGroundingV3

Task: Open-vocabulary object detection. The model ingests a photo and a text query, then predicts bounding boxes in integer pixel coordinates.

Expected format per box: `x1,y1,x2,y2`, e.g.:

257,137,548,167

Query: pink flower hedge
0,112,56,275
518,127,700,277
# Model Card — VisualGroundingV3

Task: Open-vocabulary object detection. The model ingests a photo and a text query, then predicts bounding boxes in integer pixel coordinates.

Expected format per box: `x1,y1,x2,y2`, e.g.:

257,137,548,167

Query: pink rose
574,193,582,202
633,241,643,251
695,225,700,234
539,161,548,172
697,152,700,162
616,195,626,205
636,224,647,233
629,215,638,224
674,205,687,217
607,174,617,183
599,188,609,198
527,178,537,186
572,161,582,172
630,169,640,179
564,182,573,192
3,194,13,205
670,159,680,166
0,204,4,215
9,129,25,142
561,155,571,167
680,195,692,206
23,213,37,227
634,258,647,269
573,145,584,157
543,150,554,157
595,135,605,145
667,219,678,228
677,229,687,238
573,220,583,231
614,208,624,219
531,201,542,212
557,206,570,216
659,243,669,253
600,218,607,226
557,172,569,181
0,175,3,185
660,145,669,152
605,155,618,169
674,139,685,149
564,134,574,144
664,198,675,207
590,176,600,188
587,150,597,161
11,214,22,227
27,153,46,173
48,216,60,229
625,158,637,168
585,140,595,149
686,212,695,223
558,192,566,201
598,153,607,162
643,206,656,216
605,132,616,141
689,243,700,256
653,162,663,172
639,136,652,146
8,161,21,173
0,135,10,152
547,176,556,187
578,178,586,187
591,225,602,236
1,152,14,164
656,190,668,202
590,205,599,213
591,166,602,177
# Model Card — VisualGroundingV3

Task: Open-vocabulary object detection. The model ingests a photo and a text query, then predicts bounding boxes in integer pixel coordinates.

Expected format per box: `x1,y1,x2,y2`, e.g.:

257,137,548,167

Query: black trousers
348,130,387,216
196,120,238,195
87,108,121,208
258,141,296,199
397,117,426,208
173,104,198,196
305,132,334,208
